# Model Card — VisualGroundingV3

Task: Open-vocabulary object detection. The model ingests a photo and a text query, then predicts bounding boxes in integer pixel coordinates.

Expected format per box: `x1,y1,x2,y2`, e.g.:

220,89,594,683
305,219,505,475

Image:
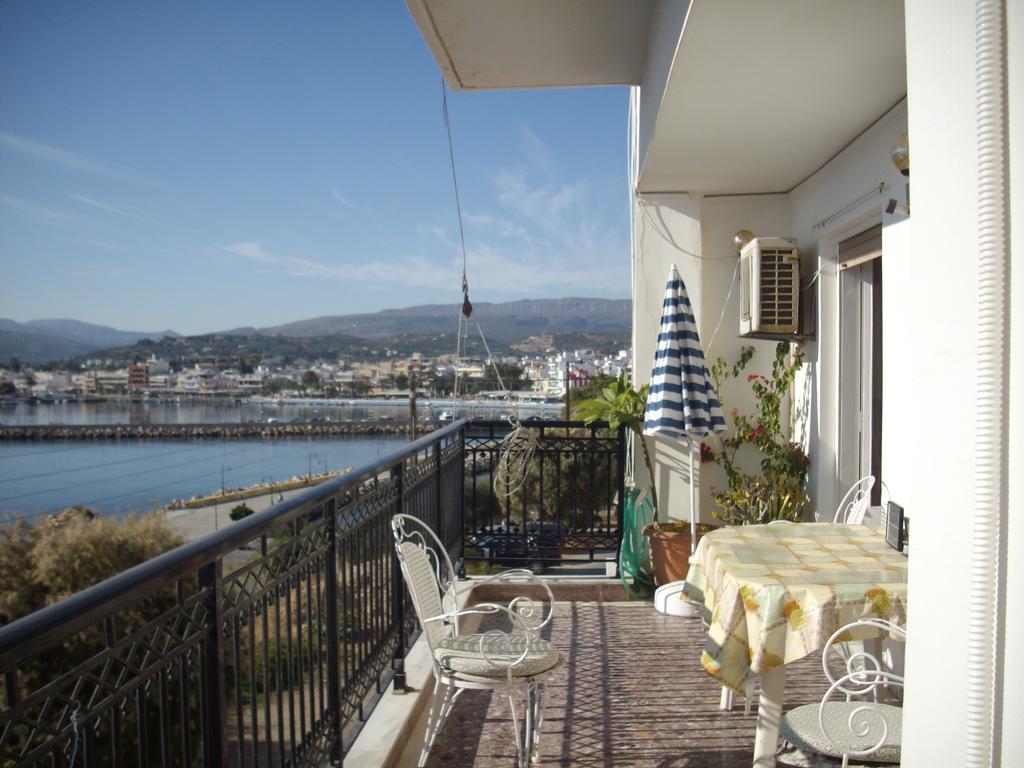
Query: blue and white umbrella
644,264,726,552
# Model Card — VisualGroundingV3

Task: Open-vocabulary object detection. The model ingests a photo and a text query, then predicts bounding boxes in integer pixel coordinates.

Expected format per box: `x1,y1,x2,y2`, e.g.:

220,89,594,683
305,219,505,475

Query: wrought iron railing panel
0,422,467,767
0,419,621,765
463,420,625,571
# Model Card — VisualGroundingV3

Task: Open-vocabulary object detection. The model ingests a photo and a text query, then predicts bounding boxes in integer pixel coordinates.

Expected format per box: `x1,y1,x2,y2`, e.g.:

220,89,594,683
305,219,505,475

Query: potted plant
701,342,810,525
576,373,658,513
576,373,713,586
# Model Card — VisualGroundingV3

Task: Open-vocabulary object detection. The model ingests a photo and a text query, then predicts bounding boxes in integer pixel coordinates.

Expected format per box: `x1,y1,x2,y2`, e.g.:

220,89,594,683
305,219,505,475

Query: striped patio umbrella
643,264,726,552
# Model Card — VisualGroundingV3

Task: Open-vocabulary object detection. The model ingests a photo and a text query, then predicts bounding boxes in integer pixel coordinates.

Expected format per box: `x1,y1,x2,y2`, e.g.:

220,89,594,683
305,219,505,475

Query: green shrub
230,502,255,521
0,509,187,762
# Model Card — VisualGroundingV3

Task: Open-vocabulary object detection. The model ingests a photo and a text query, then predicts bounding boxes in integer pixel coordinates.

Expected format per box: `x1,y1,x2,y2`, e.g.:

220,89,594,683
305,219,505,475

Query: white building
407,1,1022,764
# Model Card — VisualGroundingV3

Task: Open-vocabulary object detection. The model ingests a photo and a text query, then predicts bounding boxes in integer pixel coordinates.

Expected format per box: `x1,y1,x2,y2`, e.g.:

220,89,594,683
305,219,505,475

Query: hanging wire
442,79,472,314
442,78,474,409
706,258,741,354
439,77,535,503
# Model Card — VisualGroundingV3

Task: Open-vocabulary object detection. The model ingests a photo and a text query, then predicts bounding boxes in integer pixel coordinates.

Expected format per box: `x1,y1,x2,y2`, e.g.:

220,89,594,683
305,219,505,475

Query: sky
0,2,631,336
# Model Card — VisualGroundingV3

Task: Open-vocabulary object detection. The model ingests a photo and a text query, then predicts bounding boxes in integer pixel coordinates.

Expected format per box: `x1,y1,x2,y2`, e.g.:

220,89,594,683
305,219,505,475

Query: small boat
438,410,453,422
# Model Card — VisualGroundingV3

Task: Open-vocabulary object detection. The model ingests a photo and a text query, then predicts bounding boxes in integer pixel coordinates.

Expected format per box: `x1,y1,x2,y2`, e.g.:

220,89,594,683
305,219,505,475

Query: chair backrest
819,618,906,762
834,475,876,524
392,514,459,650
821,617,906,690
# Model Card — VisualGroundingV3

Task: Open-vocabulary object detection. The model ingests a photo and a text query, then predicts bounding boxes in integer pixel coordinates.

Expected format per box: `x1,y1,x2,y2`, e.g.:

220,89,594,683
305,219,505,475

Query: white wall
631,193,704,522
643,105,909,526
631,192,795,525
633,87,910,530
628,0,1021,762
696,196,792,520
900,1,980,764
788,102,909,518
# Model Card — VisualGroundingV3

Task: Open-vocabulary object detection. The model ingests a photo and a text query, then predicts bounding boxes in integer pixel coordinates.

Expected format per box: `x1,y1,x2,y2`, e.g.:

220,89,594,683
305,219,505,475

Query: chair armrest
478,568,556,631
423,603,538,676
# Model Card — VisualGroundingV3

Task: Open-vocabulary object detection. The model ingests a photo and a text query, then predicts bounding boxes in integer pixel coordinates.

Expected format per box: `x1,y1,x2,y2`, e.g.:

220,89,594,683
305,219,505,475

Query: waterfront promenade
162,486,308,541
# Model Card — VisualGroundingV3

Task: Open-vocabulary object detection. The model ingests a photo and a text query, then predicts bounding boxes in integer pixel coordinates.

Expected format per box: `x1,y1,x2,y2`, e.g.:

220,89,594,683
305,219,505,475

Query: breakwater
0,421,437,442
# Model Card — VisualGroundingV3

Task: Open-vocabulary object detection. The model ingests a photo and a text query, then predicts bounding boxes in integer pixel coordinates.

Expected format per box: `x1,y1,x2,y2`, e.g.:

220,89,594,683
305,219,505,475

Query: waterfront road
161,487,308,542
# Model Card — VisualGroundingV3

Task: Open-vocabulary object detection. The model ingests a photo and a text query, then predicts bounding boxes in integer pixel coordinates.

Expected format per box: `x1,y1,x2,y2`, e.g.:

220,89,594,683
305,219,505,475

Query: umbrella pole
689,441,697,555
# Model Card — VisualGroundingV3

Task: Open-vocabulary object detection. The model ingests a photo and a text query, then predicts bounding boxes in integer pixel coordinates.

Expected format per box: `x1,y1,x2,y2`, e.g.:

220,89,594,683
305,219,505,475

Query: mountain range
0,319,181,363
251,298,631,342
2,298,631,364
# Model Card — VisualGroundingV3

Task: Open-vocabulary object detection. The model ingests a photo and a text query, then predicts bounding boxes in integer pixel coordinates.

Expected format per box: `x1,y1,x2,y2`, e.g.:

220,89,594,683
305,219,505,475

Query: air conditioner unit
739,237,800,336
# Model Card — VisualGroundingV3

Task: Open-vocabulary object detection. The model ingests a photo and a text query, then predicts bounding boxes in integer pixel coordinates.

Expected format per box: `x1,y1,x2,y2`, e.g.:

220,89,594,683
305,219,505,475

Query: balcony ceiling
407,0,906,195
639,0,907,194
405,0,655,90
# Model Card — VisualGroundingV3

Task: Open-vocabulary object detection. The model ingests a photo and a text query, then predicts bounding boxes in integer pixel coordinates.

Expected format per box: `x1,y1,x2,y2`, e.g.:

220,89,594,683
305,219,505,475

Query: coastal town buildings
0,346,630,400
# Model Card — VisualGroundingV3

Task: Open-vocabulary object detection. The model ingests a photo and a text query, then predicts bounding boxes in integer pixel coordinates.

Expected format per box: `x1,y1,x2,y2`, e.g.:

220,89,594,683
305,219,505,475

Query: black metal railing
0,422,465,767
464,420,626,572
0,418,622,766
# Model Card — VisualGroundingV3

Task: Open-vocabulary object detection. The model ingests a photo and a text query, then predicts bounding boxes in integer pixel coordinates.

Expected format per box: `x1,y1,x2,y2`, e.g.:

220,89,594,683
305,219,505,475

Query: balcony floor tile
420,601,834,767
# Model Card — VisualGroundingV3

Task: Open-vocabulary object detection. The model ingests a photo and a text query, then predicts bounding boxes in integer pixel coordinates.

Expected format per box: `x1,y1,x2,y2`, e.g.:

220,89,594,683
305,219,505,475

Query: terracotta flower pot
644,524,715,587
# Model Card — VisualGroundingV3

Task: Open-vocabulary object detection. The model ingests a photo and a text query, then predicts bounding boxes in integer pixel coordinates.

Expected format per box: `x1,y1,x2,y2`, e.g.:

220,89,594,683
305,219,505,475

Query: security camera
885,198,910,217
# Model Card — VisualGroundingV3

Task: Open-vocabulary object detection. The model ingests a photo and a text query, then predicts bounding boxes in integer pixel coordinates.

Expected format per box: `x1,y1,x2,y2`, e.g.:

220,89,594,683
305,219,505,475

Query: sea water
0,435,407,520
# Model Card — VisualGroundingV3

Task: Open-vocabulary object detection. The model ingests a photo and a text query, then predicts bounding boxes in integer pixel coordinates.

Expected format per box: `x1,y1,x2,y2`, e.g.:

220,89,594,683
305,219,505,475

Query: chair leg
419,677,445,768
507,692,525,767
435,683,457,732
522,684,535,768
531,683,545,765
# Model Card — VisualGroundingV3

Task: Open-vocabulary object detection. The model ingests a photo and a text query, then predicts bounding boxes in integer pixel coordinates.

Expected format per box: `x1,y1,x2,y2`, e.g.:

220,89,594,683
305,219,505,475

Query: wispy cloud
221,242,281,265
494,168,590,238
464,212,528,239
221,241,457,288
331,187,365,214
69,194,170,228
458,168,627,296
221,160,628,299
428,225,459,250
0,133,127,177
520,125,556,176
0,193,80,228
464,241,625,295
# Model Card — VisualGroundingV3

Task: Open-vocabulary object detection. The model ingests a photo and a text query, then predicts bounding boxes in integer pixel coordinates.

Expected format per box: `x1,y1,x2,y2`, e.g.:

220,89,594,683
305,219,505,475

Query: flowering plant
700,342,809,525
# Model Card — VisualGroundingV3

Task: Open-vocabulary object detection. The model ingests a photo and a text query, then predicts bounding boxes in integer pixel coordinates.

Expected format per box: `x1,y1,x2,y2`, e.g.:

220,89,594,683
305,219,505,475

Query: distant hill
0,318,181,362
9,298,631,365
0,328,96,363
258,298,631,343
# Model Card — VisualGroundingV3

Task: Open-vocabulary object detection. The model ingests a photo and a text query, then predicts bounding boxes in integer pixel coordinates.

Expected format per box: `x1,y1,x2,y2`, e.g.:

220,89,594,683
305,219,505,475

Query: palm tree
575,373,658,518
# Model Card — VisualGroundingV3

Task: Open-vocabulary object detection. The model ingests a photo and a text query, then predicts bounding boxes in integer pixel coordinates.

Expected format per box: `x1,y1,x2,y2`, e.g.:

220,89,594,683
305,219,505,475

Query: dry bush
0,509,188,764
0,507,184,625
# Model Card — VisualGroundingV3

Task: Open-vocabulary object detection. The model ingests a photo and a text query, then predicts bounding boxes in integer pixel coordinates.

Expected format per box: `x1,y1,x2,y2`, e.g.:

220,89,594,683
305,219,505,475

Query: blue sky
0,2,630,336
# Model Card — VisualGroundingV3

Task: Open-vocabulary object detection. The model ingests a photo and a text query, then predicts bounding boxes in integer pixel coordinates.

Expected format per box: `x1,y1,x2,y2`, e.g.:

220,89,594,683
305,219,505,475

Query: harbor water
0,435,407,520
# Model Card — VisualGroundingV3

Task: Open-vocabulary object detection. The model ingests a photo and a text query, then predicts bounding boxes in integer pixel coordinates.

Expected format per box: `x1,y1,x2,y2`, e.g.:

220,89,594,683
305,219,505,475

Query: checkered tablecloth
682,523,908,693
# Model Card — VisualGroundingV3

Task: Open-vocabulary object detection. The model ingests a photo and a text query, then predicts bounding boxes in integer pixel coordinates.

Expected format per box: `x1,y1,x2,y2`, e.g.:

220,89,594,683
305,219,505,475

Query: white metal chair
777,618,905,767
391,514,562,768
833,476,876,524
